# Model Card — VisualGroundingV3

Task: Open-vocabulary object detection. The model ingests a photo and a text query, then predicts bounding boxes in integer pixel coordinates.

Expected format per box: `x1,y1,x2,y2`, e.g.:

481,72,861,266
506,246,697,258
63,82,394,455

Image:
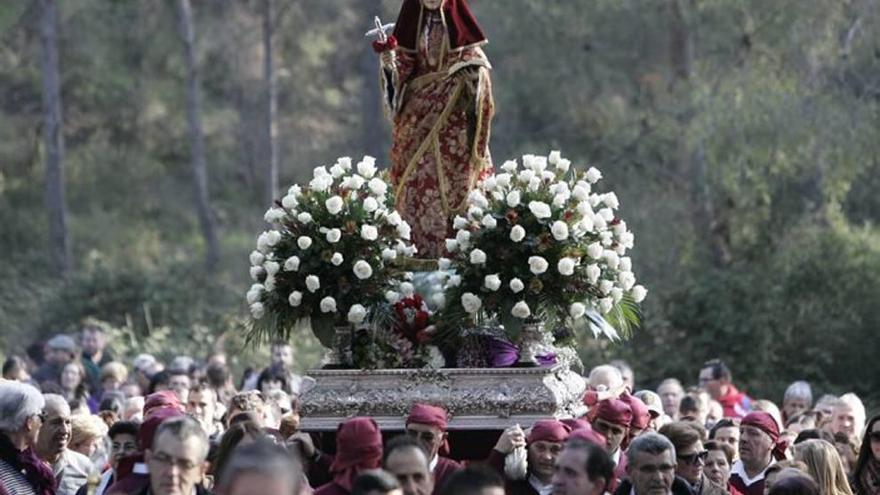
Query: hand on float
288,431,316,459
494,424,526,454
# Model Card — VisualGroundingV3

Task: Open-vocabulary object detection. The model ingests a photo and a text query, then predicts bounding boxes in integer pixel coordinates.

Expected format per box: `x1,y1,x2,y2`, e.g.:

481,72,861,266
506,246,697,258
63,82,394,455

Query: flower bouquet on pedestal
246,156,416,368
439,151,647,366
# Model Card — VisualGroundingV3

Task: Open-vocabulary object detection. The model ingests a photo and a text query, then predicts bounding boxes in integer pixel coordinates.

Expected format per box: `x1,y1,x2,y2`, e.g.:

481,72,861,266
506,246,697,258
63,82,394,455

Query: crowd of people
1,322,878,495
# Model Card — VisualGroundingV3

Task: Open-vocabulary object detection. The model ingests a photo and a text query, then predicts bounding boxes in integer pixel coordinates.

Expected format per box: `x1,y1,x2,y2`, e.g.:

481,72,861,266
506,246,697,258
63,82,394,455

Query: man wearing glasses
658,422,727,495
615,433,693,495
143,416,211,495
698,359,751,419
404,404,462,493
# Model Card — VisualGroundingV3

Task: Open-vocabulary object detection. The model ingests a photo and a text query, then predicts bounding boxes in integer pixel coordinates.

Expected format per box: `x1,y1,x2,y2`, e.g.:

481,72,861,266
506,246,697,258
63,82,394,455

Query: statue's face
420,0,443,10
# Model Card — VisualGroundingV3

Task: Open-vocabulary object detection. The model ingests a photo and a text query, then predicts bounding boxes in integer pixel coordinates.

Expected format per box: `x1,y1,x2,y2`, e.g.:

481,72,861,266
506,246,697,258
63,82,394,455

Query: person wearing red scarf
730,412,787,495
315,417,383,495
372,0,495,257
105,407,184,495
405,404,461,493
699,359,752,419
488,420,571,495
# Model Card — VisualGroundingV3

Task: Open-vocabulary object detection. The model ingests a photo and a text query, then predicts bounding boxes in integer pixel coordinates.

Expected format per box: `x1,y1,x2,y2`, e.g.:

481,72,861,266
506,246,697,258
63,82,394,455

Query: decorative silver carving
516,319,544,366
300,364,587,431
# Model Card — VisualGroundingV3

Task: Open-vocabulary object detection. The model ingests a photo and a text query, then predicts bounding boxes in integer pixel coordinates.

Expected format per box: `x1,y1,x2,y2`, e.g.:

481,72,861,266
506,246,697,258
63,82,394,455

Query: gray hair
627,432,676,464
784,381,813,405
153,416,209,461
0,382,44,433
217,440,301,492
42,393,71,416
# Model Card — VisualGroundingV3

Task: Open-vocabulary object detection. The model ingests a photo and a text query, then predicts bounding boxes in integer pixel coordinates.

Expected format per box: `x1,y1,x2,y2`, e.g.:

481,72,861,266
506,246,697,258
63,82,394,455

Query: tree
262,0,279,206
39,0,71,277
176,0,220,269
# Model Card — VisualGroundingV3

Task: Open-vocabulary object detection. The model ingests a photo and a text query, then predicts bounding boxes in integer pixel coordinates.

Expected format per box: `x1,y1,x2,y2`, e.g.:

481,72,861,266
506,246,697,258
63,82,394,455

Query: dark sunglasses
678,451,709,465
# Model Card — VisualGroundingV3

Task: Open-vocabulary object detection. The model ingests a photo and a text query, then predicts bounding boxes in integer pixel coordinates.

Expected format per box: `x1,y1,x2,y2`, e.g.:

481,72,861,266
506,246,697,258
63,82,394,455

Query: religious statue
371,0,494,259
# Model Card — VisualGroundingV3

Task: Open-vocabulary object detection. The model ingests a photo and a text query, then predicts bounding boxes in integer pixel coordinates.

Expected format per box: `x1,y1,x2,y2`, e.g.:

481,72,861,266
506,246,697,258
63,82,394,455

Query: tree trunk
262,0,279,206
176,0,220,269
40,0,71,278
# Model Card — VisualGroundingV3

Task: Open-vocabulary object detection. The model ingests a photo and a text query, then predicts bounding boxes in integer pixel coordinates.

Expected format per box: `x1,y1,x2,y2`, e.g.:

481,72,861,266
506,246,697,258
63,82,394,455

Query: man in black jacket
614,433,694,495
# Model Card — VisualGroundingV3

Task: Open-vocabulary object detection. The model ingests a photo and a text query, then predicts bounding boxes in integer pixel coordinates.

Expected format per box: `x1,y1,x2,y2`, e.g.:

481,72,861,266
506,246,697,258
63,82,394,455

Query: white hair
588,365,623,392
840,393,866,435
0,382,45,432
783,381,813,405
42,393,71,416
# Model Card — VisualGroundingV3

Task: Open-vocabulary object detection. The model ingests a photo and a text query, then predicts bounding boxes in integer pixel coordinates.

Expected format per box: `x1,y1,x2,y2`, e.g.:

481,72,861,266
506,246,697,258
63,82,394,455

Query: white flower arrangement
441,151,646,341
247,156,416,345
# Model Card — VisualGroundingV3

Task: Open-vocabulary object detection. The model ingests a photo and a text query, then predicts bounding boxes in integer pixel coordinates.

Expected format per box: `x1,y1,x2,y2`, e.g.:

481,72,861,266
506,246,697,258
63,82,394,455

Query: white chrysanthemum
250,302,265,319
297,236,312,250
557,257,576,276
611,287,624,304
438,258,452,270
386,211,402,226
330,252,344,266
569,302,586,319
266,230,281,246
250,251,265,266
385,290,401,304
548,150,562,164
599,297,614,314
445,239,459,252
264,207,285,223
368,178,387,196
297,212,313,225
470,249,487,264
528,256,549,275
281,194,298,209
604,250,620,270
599,280,614,295
632,285,648,303
319,296,337,313
585,167,603,183
511,301,531,319
337,156,353,171
506,190,521,208
618,271,636,290
363,197,379,213
456,229,471,247
587,242,603,259
468,190,489,209
361,224,378,241
482,215,497,229
501,160,518,173
397,222,412,240
357,159,377,178
461,293,482,314
322,228,340,244
509,278,525,293
495,173,512,187
603,192,620,209
250,266,264,281
288,291,303,307
306,275,320,293
263,261,279,276
556,158,571,172
528,201,552,219
484,274,502,291
551,221,570,241
510,225,526,243
347,304,367,324
586,264,601,284
453,216,469,230
325,196,344,215
353,260,373,280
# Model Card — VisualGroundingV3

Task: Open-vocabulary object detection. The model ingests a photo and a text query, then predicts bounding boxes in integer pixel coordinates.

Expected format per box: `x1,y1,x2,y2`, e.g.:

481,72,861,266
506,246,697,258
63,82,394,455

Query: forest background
1,0,879,406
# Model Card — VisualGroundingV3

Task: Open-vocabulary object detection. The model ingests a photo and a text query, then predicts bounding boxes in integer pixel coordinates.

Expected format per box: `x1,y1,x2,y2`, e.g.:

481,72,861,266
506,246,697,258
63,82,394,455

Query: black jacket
614,476,696,495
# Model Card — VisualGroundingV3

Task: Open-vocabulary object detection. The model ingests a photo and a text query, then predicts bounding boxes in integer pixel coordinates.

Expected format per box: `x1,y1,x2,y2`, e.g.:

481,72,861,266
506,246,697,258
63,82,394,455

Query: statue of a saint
372,0,494,259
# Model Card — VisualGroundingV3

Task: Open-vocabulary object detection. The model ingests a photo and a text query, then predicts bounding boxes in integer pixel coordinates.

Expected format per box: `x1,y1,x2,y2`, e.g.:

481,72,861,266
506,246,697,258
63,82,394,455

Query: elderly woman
0,381,57,495
782,382,812,426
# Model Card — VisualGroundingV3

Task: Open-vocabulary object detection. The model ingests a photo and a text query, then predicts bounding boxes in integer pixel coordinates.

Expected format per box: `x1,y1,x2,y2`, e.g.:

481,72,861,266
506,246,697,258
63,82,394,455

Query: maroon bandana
741,411,788,460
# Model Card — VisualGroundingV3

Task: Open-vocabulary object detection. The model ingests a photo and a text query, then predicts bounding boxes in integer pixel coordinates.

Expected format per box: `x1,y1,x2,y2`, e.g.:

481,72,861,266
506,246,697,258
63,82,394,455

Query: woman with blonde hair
794,439,854,495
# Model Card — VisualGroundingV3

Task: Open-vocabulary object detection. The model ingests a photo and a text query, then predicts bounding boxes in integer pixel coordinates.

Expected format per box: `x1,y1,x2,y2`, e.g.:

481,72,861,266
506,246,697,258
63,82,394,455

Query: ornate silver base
515,319,544,367
299,364,587,431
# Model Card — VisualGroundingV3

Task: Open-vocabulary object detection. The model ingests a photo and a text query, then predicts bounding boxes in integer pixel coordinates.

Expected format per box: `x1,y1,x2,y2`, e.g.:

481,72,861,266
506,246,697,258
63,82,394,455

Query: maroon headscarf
407,403,450,455
527,419,571,444
329,417,383,491
568,425,608,447
392,0,487,51
143,390,184,417
741,411,788,460
620,393,651,430
592,399,633,428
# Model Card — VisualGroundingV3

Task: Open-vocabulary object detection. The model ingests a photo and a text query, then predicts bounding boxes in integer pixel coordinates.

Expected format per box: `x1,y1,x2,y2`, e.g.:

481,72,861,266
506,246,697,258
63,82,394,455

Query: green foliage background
1,1,878,404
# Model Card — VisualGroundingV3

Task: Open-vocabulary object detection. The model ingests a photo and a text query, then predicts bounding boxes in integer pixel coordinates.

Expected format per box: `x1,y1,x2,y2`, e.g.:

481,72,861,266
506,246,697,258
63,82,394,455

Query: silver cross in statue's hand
365,16,394,43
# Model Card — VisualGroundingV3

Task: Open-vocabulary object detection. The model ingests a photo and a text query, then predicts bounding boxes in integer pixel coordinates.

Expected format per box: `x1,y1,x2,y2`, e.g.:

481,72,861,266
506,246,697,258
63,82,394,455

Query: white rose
620,231,635,249
585,167,603,183
579,216,594,233
400,282,415,297
361,224,378,241
368,178,387,196
363,197,379,213
319,296,337,313
548,150,561,164
264,207,285,223
557,257,576,276
250,302,265,319
587,242,603,259
484,274,502,291
482,215,497,229
395,222,411,240
445,239,459,252
381,248,397,260
586,264,601,284
632,285,648,303
598,208,614,222
288,291,303,307
533,156,548,172
528,201,552,219
250,266,264,281
330,252,344,266
528,176,542,192
281,194,298,209
261,260,278,276
386,211,402,226
324,228,342,244
264,275,276,292
510,225,526,242
604,250,620,269
600,231,614,246
594,214,608,231
569,302,586,319
438,257,452,270
309,175,332,192
511,301,531,319
461,293,482,314
347,304,367,324
246,285,264,304
353,260,373,280
613,220,628,236
385,290,401,304
453,216,469,230
518,169,535,183
483,176,497,191
615,244,627,256
509,278,525,293
599,297,614,314
456,229,471,246
528,256,549,275
447,274,462,287
611,287,624,304
305,275,321,292
337,156,353,171
506,190,521,208
329,164,345,178
576,201,594,217
572,185,589,202
551,221,570,241
552,194,568,208
325,196,344,215
467,206,484,220
495,173,512,187
556,158,571,172
343,174,365,190
468,190,489,209
619,257,632,272
249,251,265,266
618,271,636,291
357,160,377,178
470,248,487,264
297,236,312,250
501,160,518,173
266,230,281,246
288,184,302,196
297,212,313,224
599,279,614,295
313,166,330,178
603,192,620,209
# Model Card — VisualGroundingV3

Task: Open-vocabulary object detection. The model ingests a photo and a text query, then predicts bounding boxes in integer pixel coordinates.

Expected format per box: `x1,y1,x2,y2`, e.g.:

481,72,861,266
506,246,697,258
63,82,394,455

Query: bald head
37,394,72,461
